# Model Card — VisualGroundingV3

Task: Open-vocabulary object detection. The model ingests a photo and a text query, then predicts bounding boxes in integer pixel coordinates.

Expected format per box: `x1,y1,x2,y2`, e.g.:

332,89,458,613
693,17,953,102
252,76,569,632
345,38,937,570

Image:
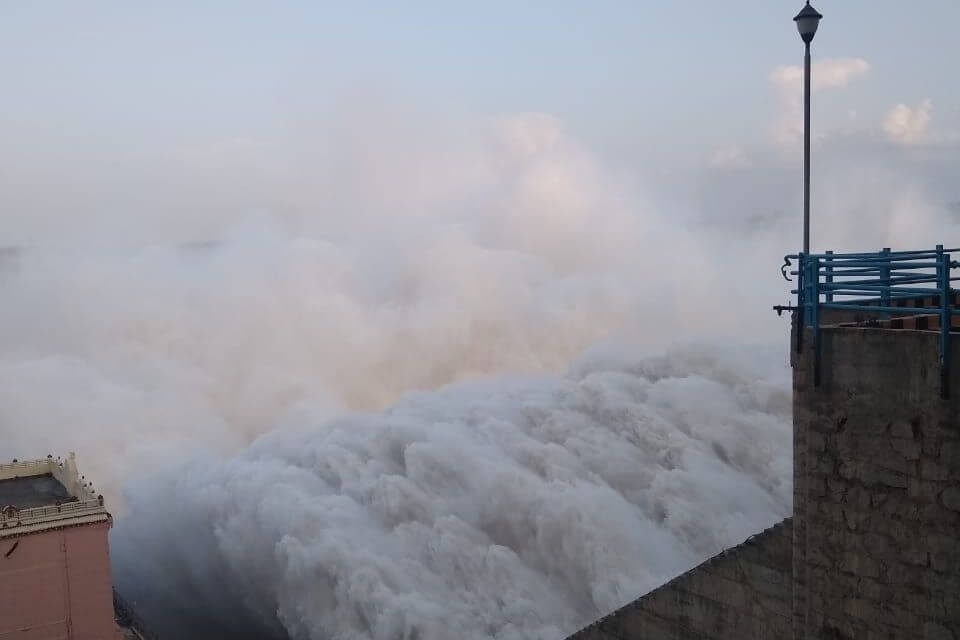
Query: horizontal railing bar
791,288,943,298
821,281,948,287
813,261,945,269
790,269,952,277
823,267,942,274
820,285,944,294
821,276,942,287
824,293,941,300
823,266,943,273
821,257,950,264
823,293,943,300
814,304,960,315
822,256,948,262
820,266,938,272
809,272,937,279
785,248,960,259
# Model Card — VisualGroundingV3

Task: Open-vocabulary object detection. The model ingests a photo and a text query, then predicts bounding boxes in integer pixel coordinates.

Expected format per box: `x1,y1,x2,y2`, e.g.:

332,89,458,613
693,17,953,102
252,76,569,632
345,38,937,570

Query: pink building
0,454,147,640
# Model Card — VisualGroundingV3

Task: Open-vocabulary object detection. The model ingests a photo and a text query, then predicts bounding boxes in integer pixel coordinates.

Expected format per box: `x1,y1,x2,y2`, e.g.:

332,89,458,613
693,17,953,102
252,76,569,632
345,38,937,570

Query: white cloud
708,145,751,169
883,99,932,145
770,58,870,94
770,58,870,144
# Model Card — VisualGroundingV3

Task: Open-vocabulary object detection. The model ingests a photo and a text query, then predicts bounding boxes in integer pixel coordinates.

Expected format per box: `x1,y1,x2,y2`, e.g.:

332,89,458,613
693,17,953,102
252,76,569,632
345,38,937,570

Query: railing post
804,254,816,327
811,257,821,387
796,253,805,353
881,247,891,306
937,244,944,307
824,250,834,303
939,246,951,398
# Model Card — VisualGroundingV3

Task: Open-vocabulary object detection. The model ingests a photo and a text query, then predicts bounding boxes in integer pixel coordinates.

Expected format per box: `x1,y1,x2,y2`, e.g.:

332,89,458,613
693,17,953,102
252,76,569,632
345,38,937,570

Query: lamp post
794,2,822,257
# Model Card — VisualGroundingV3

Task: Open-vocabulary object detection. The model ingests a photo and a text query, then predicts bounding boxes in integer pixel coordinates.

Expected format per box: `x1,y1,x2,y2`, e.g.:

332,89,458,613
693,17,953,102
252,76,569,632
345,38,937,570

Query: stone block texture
565,518,793,639
793,327,960,639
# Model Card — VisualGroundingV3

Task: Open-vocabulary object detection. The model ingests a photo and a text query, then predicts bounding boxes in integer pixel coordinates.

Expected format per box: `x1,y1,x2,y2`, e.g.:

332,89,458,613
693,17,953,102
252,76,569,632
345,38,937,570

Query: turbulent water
109,342,792,639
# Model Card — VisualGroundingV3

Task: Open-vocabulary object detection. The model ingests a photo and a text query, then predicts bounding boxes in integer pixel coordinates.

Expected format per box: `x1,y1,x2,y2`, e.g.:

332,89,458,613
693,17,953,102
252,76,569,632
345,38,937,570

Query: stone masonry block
930,550,958,574
860,464,910,489
923,620,956,640
844,417,889,437
943,441,960,476
904,589,947,620
862,531,892,556
923,437,942,457
846,486,872,510
857,577,892,602
839,552,882,578
842,597,886,625
921,458,951,481
942,487,960,512
810,430,826,452
889,420,918,439
891,437,922,460
908,478,942,502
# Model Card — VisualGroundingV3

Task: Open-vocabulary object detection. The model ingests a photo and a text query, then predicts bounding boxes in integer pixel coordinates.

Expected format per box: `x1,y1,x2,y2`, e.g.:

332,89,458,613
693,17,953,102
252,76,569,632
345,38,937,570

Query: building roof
0,454,110,538
0,473,71,509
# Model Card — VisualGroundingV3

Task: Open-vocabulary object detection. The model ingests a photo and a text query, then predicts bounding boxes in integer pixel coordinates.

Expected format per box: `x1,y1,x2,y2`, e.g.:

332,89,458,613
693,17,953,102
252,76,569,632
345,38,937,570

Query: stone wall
565,518,793,640
793,327,960,639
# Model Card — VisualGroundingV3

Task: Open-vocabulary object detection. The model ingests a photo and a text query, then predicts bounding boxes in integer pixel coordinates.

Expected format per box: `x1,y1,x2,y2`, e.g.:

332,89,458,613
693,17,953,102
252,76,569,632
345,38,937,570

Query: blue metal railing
779,245,960,397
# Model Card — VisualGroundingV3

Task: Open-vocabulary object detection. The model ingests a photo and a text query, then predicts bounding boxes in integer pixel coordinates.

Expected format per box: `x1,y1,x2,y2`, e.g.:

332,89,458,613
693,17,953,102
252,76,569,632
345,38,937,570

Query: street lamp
794,1,822,256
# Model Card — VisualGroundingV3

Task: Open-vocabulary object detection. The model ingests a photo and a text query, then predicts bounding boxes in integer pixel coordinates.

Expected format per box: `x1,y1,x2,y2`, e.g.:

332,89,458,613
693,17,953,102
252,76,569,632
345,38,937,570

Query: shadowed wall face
565,519,793,639
793,328,960,639
0,522,123,640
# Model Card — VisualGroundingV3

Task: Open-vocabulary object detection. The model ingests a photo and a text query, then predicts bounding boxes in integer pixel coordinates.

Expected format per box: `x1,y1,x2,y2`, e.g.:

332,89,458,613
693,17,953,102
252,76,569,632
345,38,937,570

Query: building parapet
1,452,100,500
0,458,58,480
2,497,107,529
0,452,109,537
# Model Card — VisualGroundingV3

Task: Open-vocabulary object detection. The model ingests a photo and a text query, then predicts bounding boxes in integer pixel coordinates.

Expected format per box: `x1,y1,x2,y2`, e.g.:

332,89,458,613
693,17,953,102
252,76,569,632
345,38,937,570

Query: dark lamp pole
794,2,822,257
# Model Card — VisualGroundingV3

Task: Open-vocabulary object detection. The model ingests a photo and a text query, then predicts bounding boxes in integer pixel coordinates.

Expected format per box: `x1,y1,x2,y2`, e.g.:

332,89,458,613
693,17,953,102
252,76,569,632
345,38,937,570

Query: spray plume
2,110,956,638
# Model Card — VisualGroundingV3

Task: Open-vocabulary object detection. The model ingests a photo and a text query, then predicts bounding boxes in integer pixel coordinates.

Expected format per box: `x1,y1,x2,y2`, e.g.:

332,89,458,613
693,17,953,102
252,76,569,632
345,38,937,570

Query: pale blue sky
2,1,958,149
2,1,959,247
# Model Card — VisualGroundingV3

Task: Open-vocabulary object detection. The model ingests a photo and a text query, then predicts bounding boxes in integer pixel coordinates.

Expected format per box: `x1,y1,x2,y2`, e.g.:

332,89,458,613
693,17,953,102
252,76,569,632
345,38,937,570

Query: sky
1,3,960,638
2,1,959,249
2,1,958,143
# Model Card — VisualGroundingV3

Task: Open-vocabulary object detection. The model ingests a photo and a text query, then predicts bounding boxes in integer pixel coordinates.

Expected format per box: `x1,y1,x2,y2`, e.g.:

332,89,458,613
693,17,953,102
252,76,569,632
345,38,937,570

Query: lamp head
794,2,823,44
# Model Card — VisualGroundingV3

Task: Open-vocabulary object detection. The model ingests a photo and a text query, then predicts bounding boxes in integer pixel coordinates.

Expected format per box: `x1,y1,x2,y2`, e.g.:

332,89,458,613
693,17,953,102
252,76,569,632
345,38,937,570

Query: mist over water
1,111,956,639
112,343,792,639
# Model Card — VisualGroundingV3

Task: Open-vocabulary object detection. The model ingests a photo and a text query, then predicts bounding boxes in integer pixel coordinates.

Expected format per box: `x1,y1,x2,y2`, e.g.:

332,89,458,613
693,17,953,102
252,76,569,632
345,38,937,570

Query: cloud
770,58,870,144
708,145,751,169
883,99,933,145
769,58,870,94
